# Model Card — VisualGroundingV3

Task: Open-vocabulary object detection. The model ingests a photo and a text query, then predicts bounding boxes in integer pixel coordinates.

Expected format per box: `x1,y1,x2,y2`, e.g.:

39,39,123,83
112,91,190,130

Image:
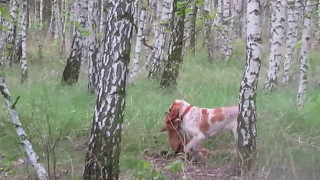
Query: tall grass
0,40,319,179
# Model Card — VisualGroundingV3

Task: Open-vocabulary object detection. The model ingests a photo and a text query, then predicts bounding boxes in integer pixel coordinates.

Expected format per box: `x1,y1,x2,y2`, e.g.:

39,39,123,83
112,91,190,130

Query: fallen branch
0,77,48,180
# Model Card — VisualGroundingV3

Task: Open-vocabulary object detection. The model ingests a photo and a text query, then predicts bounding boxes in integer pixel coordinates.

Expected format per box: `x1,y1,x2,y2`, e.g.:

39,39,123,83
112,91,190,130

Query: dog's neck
179,102,192,120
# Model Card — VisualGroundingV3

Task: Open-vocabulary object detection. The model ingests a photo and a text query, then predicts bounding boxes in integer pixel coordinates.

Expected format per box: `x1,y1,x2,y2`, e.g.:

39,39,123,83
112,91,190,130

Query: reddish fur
199,109,209,132
211,108,226,123
168,101,183,123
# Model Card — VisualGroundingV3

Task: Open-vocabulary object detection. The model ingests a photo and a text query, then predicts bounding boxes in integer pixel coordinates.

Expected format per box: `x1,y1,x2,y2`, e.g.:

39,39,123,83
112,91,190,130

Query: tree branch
0,77,48,180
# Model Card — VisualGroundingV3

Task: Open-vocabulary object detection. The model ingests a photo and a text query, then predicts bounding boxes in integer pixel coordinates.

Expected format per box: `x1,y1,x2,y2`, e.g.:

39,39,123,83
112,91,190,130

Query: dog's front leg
185,134,205,153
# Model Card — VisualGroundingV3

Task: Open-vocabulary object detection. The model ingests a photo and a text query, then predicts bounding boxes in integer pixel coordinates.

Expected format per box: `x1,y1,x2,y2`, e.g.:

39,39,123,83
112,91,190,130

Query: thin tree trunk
283,0,295,85
221,0,233,61
148,0,171,78
0,77,48,179
88,0,101,93
4,0,18,66
297,0,312,107
160,0,185,88
20,0,28,83
189,4,198,55
264,0,286,92
83,0,134,179
237,0,262,175
129,8,146,83
62,0,87,85
144,0,162,69
204,0,214,61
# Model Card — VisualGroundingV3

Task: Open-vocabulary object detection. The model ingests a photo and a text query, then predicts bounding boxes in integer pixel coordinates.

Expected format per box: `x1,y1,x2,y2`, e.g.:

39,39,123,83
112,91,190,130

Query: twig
181,28,202,43
142,37,154,50
0,77,48,180
11,96,20,109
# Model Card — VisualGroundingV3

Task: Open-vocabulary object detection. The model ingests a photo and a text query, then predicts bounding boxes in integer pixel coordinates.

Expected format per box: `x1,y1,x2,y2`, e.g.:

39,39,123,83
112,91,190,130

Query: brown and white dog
162,100,238,157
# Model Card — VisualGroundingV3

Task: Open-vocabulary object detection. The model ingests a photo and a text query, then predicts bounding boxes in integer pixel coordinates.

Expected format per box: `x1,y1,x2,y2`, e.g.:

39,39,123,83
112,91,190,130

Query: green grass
1,40,320,179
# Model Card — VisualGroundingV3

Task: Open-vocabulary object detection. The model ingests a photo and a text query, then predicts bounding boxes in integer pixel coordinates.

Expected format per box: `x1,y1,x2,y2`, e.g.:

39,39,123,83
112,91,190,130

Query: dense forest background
0,0,319,179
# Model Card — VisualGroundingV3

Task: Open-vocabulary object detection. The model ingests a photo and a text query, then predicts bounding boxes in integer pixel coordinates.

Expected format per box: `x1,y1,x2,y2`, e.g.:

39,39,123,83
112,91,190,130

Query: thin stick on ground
0,77,48,180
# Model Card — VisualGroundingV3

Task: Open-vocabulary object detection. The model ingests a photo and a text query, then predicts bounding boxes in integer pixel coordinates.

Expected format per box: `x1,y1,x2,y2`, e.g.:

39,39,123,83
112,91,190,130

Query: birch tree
283,0,295,85
184,3,198,55
237,0,262,174
221,0,233,61
88,0,101,93
129,6,146,83
264,0,286,92
0,77,48,179
148,0,171,78
4,0,18,66
83,0,134,179
203,0,214,61
297,0,312,107
20,0,27,83
160,0,185,88
61,0,87,85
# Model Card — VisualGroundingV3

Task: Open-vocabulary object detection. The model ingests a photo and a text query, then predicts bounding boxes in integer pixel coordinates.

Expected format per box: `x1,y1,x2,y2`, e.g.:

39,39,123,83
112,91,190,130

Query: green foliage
0,36,320,179
165,160,184,172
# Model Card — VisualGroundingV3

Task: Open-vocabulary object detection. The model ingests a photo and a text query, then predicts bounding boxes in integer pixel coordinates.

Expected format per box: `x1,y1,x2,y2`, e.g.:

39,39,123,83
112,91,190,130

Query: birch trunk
204,0,214,61
160,0,185,88
221,0,233,61
62,0,87,85
20,0,27,83
264,0,286,92
237,0,262,174
184,3,197,55
4,0,18,66
283,0,295,85
0,77,48,179
148,0,171,78
144,0,162,69
88,0,101,93
297,0,311,107
189,5,198,55
293,0,303,47
314,0,320,46
129,8,146,83
83,0,134,179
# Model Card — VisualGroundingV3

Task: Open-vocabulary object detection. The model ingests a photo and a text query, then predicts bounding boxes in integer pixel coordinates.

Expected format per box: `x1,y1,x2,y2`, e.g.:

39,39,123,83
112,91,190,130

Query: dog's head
161,100,189,153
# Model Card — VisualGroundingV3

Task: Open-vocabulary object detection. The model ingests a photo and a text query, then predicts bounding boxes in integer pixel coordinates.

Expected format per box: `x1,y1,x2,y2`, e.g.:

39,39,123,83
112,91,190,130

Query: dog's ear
169,101,183,121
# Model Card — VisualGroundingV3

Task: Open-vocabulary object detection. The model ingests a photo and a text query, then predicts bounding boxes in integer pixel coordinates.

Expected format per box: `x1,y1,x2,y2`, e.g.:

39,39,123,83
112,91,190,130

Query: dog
162,100,238,158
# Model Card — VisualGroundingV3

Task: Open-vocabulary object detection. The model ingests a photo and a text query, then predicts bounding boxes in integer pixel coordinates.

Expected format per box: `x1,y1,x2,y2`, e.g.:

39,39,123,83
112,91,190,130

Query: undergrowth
0,40,319,179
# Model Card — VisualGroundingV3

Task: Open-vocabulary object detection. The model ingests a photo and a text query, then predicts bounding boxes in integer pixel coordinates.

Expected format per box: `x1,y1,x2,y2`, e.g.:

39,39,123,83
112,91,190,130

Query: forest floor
1,41,320,179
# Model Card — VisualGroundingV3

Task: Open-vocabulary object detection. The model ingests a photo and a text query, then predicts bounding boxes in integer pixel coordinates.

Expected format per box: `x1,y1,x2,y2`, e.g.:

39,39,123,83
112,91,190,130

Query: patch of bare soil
144,149,237,180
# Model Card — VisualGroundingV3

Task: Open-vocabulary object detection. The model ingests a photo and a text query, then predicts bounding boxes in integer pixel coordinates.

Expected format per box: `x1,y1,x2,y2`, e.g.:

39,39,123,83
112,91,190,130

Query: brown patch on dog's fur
211,108,226,123
168,101,183,122
199,109,209,132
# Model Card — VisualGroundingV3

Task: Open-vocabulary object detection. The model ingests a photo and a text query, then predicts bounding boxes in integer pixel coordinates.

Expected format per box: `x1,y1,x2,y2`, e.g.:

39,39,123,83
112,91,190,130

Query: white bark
221,0,233,61
129,8,146,83
4,0,19,66
293,0,303,45
264,0,286,92
283,0,295,85
204,0,214,61
20,0,27,83
0,77,48,179
84,0,134,178
314,0,320,46
297,0,312,107
88,0,101,92
237,0,262,173
144,0,162,69
148,0,171,78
